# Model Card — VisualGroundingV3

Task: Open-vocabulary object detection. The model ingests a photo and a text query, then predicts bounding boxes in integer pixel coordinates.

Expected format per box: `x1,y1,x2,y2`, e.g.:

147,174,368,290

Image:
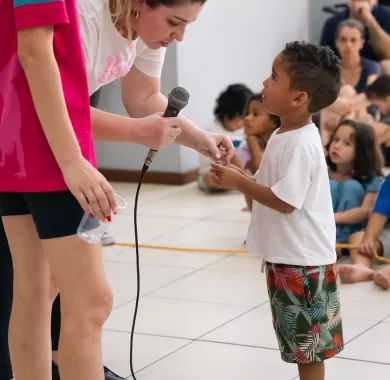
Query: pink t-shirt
0,0,95,192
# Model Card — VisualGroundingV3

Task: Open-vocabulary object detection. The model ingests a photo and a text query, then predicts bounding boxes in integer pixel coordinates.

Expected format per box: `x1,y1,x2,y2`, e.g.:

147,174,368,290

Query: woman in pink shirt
0,0,122,379
0,0,234,379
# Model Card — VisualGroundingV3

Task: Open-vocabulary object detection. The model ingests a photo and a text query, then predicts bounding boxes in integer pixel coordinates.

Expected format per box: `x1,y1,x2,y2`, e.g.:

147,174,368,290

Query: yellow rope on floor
114,242,390,263
114,242,246,254
335,243,390,264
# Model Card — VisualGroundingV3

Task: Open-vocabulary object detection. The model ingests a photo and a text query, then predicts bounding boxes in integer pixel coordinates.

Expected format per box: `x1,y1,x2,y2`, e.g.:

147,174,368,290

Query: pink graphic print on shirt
98,53,135,86
0,54,26,178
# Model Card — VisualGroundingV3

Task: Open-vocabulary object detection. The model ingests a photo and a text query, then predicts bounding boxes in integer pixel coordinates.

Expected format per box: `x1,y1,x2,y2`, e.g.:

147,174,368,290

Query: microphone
142,87,189,172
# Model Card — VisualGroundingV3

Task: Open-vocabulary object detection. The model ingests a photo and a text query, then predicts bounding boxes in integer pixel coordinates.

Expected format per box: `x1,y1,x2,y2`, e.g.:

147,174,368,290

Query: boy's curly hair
281,41,341,113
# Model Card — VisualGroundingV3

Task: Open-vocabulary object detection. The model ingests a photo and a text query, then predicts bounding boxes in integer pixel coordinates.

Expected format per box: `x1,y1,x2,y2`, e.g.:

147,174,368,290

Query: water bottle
77,193,127,244
77,213,109,244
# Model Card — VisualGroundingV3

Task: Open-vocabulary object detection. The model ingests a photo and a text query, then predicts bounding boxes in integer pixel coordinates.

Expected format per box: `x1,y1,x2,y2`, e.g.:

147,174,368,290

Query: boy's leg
0,219,14,380
44,236,112,380
266,263,342,380
298,362,324,380
3,215,57,380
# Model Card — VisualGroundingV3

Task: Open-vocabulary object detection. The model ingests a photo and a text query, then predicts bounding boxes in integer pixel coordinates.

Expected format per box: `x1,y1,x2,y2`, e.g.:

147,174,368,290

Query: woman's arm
17,26,82,167
335,191,377,224
121,66,234,160
18,26,116,219
91,107,181,148
121,66,203,145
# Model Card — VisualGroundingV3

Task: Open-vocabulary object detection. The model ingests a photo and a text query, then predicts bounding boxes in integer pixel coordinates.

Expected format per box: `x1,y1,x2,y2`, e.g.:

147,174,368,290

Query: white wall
177,0,310,130
309,0,339,44
96,0,311,175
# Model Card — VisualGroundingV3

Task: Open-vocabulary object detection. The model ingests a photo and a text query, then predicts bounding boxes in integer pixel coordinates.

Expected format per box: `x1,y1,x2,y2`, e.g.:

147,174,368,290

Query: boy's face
261,55,305,117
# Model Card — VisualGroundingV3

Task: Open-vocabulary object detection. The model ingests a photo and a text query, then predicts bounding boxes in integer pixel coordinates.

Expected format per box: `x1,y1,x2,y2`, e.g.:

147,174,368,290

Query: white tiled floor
102,182,390,380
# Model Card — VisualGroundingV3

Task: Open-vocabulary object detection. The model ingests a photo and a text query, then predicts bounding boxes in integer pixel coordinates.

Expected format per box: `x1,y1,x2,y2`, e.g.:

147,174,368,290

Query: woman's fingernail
106,215,112,222
89,213,94,218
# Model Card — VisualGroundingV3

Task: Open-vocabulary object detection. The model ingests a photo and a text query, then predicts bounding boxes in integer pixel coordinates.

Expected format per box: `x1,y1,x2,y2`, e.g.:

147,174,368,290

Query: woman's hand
196,132,235,163
210,162,244,189
133,113,182,149
61,157,117,221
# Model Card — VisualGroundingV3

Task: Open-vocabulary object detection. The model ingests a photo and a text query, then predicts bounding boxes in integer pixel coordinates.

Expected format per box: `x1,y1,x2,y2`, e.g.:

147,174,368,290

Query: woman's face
135,1,204,49
336,26,364,59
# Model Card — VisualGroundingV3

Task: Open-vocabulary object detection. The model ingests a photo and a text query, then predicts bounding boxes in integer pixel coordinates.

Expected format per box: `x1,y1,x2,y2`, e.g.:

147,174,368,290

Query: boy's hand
226,163,253,178
359,237,378,258
210,162,243,189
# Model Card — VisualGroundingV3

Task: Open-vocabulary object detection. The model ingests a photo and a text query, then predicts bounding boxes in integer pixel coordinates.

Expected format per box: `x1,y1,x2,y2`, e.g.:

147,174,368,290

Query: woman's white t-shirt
246,124,336,266
77,0,166,95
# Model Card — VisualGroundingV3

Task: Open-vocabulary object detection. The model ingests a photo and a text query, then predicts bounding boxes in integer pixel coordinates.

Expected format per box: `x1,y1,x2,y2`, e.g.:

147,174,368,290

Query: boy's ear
291,91,308,108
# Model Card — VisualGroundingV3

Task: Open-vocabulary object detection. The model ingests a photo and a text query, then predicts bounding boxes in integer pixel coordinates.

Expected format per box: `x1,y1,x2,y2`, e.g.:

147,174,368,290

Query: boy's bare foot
337,264,374,283
373,268,390,290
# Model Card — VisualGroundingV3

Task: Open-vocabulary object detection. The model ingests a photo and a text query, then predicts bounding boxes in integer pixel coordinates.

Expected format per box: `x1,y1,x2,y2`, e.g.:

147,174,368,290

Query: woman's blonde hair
109,0,134,40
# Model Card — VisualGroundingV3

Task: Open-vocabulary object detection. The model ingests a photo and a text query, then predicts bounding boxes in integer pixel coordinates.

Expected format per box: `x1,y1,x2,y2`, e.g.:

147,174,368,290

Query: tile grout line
343,313,390,346
112,253,234,310
127,302,271,375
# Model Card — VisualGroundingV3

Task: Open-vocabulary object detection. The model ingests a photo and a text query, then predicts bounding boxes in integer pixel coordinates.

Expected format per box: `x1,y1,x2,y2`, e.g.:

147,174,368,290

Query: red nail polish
89,213,94,218
107,215,112,222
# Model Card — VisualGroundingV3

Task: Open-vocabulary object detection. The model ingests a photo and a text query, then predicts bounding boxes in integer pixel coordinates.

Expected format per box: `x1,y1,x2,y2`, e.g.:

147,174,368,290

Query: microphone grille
168,87,189,111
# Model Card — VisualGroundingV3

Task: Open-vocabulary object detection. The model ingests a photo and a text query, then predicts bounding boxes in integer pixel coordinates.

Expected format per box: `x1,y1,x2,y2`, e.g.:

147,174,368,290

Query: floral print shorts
265,262,344,363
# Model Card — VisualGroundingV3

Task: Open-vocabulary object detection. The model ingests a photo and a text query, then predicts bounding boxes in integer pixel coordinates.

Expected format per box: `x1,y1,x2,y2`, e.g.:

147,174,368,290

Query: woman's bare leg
3,215,57,380
43,236,112,380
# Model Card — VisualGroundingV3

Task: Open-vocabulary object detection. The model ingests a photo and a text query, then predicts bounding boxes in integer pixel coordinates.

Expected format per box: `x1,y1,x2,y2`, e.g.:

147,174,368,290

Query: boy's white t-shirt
246,123,336,266
77,0,166,95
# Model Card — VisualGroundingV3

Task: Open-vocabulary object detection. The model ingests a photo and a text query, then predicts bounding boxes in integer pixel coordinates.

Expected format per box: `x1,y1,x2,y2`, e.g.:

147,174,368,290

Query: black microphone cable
129,87,189,379
129,163,148,380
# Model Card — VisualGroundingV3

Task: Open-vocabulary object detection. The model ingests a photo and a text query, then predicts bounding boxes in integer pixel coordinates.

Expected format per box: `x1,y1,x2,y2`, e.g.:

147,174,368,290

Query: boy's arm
237,176,295,214
210,163,294,214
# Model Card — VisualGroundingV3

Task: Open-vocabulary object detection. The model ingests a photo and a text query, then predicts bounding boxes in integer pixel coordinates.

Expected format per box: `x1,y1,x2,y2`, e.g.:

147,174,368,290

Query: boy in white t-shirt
211,41,343,380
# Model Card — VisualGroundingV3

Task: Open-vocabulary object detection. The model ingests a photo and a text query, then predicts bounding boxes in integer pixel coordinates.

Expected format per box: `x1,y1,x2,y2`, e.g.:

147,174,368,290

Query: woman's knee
62,282,113,328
